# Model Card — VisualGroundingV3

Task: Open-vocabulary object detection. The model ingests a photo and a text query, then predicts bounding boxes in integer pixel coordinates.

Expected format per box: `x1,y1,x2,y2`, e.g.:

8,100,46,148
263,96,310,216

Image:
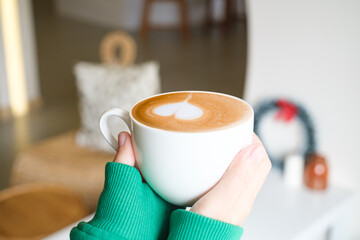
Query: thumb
113,131,136,166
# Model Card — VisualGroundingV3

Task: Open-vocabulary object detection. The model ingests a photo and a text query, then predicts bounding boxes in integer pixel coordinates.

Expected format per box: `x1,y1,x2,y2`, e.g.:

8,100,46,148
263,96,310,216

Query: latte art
131,92,252,132
153,95,204,120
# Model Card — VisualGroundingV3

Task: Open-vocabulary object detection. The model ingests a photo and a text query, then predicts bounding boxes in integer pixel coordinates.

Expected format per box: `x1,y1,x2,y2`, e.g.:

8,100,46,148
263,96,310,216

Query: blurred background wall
0,24,9,110
245,0,360,237
18,0,40,105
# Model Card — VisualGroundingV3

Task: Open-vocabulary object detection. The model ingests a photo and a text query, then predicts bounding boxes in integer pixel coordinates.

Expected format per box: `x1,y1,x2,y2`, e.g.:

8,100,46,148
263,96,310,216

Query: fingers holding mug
113,131,136,167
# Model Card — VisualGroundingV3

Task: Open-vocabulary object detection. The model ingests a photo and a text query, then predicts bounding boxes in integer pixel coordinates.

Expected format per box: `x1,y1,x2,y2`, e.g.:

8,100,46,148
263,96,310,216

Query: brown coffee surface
131,92,252,132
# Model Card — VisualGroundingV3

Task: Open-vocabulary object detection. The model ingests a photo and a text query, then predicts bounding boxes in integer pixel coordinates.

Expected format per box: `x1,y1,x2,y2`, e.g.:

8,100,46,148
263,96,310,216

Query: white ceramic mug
99,91,254,206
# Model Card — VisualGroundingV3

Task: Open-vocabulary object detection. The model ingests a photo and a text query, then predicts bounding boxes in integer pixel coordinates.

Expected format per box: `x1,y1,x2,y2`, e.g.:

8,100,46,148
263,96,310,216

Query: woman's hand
191,134,272,226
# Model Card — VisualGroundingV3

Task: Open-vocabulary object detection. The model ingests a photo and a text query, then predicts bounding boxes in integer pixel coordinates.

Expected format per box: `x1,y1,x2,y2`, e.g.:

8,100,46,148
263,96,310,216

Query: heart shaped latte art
153,101,203,120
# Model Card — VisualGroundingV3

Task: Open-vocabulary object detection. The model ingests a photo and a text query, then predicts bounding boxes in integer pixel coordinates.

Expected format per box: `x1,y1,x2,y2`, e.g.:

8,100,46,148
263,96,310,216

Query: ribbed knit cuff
168,209,244,240
88,162,144,239
70,221,126,240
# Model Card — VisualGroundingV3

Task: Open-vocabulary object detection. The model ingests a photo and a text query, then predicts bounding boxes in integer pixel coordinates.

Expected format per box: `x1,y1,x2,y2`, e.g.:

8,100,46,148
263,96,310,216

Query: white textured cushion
74,61,161,152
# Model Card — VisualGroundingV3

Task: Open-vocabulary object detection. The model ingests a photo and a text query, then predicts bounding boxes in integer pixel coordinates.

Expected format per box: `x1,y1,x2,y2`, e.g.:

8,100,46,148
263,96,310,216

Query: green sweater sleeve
168,209,243,240
70,162,176,240
70,162,244,240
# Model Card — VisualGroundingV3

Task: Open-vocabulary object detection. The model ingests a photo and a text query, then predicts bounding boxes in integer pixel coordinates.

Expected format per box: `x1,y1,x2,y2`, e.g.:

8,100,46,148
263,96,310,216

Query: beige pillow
74,61,161,152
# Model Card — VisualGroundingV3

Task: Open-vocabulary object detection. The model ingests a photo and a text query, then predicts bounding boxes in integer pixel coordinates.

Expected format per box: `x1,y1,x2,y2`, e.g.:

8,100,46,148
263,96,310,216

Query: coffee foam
131,92,251,132
153,94,204,120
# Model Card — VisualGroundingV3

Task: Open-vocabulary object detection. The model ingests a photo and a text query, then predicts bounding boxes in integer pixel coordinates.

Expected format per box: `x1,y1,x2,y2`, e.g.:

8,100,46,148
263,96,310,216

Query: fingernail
247,144,263,163
119,133,126,147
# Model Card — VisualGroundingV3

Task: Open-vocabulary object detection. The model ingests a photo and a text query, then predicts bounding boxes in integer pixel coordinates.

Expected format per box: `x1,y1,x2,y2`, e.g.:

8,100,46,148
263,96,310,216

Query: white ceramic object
99,91,254,206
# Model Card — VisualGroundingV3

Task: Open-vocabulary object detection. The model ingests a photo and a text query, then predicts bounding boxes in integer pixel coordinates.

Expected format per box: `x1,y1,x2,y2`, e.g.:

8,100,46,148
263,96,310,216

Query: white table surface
44,169,357,240
242,169,357,240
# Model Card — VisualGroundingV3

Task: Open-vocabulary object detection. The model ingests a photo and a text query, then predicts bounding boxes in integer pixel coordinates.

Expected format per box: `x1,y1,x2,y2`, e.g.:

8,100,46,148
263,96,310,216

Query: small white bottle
283,154,305,188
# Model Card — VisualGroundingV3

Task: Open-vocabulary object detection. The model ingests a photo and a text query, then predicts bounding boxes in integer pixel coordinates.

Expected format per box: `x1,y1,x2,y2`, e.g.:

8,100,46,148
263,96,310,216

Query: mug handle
99,108,131,151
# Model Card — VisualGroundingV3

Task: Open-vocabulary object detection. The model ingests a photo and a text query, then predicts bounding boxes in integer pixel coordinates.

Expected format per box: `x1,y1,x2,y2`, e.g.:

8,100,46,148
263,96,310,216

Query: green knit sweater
70,162,243,239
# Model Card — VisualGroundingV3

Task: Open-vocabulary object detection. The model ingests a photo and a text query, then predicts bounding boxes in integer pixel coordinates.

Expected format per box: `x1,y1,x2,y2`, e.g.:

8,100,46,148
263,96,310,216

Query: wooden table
11,131,113,211
0,184,89,239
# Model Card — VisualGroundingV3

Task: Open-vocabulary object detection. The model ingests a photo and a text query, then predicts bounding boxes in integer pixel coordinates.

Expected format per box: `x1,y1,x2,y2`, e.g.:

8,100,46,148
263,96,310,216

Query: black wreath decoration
254,99,316,169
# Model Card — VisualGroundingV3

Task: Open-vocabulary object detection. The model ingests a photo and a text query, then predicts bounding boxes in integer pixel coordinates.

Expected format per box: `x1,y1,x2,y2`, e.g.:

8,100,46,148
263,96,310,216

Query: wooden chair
0,183,89,239
140,0,190,40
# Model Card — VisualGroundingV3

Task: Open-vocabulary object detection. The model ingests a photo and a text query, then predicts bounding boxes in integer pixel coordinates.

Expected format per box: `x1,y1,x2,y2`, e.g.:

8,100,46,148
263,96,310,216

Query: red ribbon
276,99,298,122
